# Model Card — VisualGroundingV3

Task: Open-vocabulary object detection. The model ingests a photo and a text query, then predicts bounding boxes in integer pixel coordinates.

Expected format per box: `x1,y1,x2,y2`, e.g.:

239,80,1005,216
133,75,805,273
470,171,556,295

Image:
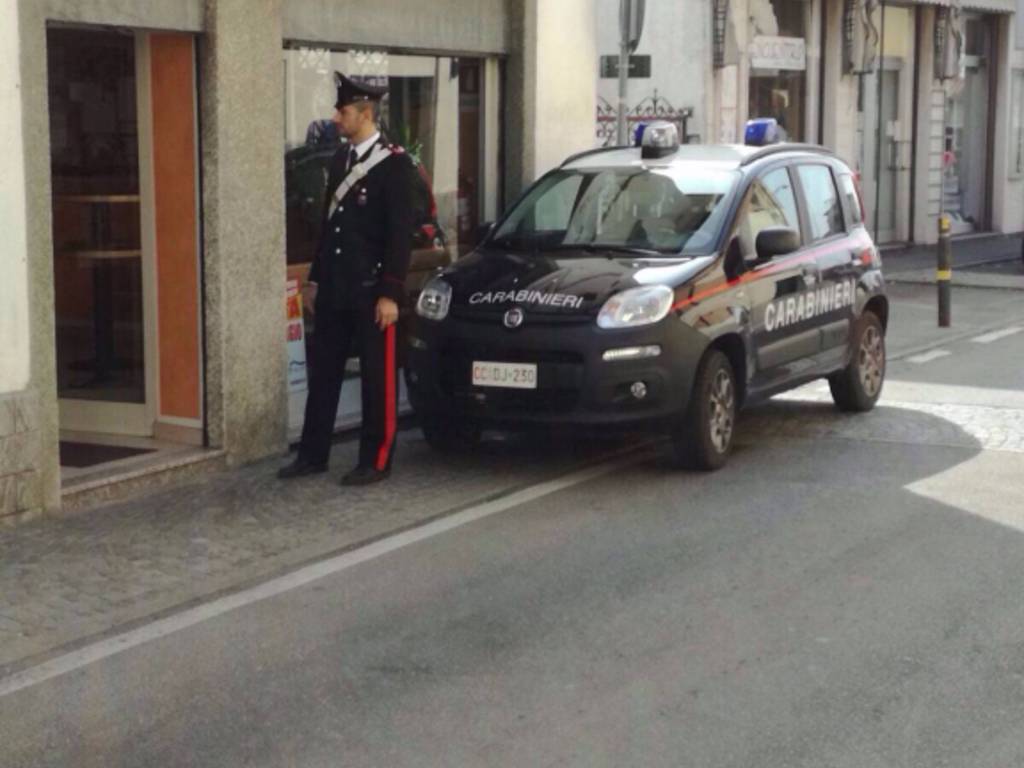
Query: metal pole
937,213,952,327
616,34,629,144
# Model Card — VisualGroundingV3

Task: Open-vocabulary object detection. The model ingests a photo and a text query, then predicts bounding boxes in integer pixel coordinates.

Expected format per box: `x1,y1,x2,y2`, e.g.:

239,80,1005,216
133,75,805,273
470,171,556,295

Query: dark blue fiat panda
406,123,887,470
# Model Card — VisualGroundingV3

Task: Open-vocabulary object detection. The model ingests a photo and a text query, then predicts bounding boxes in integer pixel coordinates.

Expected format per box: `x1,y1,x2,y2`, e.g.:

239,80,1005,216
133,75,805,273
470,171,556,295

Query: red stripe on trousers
375,323,397,471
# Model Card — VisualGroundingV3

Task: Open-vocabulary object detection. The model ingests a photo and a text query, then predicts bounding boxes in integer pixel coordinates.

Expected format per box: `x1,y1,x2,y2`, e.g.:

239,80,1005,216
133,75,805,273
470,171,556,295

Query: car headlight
597,285,674,329
415,278,452,321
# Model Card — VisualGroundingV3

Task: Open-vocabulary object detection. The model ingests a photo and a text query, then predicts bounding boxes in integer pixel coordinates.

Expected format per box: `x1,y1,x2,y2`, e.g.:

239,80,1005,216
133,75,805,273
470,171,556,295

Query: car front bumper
405,313,708,429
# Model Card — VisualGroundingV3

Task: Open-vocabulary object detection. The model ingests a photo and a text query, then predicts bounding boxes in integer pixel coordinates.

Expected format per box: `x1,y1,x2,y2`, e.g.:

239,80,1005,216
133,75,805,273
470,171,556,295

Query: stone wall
0,392,41,518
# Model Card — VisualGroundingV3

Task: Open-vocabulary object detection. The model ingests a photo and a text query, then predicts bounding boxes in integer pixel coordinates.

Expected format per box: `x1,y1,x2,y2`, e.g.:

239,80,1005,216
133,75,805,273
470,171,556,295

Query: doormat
59,441,156,469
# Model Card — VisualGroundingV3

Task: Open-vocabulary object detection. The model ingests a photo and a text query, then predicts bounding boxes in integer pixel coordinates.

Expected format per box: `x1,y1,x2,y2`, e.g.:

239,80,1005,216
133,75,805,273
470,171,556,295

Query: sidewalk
883,233,1024,290
0,432,633,675
3,240,1024,678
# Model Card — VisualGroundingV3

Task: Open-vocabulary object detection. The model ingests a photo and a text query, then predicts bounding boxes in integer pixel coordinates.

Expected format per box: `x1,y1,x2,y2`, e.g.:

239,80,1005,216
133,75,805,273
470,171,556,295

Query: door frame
57,31,158,438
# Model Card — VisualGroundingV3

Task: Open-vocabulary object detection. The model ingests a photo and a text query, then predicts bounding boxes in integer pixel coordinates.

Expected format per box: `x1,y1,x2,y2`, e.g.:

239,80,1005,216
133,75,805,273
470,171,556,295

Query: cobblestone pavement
3,376,1023,675
757,386,1024,455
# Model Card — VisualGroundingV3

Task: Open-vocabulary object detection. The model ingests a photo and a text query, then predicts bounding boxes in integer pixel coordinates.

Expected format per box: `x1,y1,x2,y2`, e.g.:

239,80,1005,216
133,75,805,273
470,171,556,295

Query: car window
732,167,801,259
530,174,585,233
797,164,845,241
491,166,738,255
836,173,863,226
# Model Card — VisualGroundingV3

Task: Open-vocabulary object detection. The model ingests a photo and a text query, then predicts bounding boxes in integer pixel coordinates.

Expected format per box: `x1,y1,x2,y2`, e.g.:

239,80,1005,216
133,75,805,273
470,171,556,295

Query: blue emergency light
633,122,649,146
745,117,783,146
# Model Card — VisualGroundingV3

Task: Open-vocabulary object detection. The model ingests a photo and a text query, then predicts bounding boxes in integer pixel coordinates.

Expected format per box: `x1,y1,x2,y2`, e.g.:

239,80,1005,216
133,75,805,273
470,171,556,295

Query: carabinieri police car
406,122,887,469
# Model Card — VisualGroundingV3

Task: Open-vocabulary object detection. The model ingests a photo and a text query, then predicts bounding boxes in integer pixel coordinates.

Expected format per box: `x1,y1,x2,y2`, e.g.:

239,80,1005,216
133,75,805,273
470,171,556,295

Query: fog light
630,381,648,400
602,345,661,362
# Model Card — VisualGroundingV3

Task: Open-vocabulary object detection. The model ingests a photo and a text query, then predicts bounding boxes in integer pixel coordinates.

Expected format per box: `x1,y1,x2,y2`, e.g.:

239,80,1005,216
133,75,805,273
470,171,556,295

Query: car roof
561,143,840,173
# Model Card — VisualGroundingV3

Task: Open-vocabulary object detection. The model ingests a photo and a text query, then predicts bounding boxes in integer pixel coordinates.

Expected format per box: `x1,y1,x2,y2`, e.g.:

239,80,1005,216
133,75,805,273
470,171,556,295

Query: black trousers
298,303,399,471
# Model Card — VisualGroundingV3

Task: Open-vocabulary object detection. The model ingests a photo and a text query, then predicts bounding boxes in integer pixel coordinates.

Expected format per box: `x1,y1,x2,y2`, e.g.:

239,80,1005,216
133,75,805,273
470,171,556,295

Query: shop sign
749,36,806,71
286,279,308,394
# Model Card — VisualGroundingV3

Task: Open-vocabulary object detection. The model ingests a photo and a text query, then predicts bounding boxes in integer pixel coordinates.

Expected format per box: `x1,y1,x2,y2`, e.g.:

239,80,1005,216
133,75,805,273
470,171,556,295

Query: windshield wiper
550,243,670,257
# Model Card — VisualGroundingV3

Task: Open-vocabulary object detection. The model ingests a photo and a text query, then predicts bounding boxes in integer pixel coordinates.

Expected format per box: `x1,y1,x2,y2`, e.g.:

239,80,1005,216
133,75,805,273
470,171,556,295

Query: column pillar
7,0,59,515
506,0,597,199
199,0,288,464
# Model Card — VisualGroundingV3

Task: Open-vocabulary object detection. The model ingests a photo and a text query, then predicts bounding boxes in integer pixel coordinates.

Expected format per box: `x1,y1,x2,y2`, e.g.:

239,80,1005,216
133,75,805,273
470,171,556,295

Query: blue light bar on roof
745,117,783,146
633,122,649,147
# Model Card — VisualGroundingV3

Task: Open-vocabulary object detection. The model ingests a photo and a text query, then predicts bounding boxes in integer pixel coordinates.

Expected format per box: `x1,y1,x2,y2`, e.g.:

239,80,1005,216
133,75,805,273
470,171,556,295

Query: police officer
279,73,415,485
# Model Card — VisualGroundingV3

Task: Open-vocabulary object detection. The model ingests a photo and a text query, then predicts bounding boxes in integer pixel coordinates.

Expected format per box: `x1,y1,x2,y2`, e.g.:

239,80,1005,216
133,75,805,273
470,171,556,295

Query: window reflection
283,48,487,281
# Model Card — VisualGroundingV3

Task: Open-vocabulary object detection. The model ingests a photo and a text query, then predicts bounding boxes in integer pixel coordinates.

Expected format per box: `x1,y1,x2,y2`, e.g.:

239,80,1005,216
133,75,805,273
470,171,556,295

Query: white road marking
0,451,649,699
970,326,1023,344
905,349,952,364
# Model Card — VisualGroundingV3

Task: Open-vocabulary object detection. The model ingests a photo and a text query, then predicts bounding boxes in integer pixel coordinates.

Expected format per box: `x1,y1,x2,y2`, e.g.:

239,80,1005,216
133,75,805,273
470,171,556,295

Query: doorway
47,26,204,478
943,14,994,235
856,4,916,245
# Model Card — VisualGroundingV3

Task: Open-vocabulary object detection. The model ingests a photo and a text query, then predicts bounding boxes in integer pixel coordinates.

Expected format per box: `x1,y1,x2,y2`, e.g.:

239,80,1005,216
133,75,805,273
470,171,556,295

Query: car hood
441,248,714,316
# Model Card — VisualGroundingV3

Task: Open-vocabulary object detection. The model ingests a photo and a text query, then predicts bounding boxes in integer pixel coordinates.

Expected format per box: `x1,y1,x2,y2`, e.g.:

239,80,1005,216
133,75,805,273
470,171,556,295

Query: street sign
599,55,651,79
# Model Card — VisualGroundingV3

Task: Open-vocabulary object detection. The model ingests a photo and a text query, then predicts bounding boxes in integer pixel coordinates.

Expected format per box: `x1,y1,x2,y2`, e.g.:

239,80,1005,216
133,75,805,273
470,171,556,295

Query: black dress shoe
340,466,390,486
277,457,328,480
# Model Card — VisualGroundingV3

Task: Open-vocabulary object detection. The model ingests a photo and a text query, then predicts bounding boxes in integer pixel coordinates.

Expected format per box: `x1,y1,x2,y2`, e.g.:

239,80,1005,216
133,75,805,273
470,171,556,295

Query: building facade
598,0,1020,246
1,0,597,520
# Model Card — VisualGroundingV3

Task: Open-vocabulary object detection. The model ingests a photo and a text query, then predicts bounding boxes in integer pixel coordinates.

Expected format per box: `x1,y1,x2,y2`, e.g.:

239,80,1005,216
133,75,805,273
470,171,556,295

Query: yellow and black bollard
937,213,952,327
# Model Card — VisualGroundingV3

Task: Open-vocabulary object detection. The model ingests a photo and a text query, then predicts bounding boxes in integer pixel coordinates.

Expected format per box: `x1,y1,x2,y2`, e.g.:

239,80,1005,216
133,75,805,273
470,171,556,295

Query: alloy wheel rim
708,369,735,453
858,325,885,397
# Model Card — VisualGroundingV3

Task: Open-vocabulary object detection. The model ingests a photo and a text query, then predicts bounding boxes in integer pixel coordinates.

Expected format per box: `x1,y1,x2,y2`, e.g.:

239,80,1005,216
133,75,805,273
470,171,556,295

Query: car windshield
490,166,738,255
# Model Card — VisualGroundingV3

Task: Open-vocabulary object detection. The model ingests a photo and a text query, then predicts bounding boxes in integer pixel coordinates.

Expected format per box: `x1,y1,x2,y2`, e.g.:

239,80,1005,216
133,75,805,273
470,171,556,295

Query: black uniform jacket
308,139,416,310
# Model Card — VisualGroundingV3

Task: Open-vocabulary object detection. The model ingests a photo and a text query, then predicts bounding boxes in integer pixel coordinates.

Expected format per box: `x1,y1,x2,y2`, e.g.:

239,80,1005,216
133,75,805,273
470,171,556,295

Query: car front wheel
829,311,885,412
670,349,736,471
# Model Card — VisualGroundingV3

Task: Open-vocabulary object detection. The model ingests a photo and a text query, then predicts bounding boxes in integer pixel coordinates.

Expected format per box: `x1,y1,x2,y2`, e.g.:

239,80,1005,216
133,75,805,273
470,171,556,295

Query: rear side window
836,173,863,226
796,165,845,241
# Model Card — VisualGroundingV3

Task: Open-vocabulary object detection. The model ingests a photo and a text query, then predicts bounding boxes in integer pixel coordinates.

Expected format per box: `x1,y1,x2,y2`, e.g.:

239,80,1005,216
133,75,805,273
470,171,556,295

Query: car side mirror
755,227,800,262
723,236,745,280
477,221,496,244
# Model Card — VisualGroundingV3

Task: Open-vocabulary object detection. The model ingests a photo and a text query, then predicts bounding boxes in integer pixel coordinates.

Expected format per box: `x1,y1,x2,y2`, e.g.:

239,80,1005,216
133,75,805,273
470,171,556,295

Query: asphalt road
4,328,1024,767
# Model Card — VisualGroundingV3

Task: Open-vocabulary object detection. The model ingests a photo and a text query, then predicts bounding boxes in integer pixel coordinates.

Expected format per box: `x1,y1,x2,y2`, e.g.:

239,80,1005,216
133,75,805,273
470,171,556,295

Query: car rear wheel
829,311,885,412
420,415,482,453
670,349,736,471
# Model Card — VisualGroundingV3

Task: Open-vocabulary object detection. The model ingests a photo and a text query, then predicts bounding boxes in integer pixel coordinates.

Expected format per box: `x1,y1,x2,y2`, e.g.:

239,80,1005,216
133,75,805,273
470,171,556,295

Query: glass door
48,28,154,436
855,5,915,244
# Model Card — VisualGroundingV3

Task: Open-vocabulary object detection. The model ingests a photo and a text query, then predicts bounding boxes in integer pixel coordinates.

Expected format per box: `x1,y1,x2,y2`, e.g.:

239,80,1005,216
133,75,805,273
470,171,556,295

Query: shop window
282,47,495,278
281,46,500,434
796,165,845,241
748,0,807,142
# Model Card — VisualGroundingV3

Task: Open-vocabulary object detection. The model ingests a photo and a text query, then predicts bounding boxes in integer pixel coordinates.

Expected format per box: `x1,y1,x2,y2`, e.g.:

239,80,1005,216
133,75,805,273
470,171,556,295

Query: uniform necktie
347,146,358,171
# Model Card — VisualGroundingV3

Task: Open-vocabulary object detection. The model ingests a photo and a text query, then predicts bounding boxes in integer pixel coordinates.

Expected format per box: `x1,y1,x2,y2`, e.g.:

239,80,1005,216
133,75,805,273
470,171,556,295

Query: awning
962,0,1015,11
900,0,1016,13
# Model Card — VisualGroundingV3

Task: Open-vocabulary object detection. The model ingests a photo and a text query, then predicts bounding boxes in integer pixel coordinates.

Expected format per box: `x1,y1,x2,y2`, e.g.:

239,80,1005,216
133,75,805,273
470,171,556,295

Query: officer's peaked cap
334,72,388,109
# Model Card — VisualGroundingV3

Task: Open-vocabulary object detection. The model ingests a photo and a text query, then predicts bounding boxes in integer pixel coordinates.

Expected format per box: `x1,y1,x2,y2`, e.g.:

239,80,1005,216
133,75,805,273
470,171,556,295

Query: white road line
0,451,648,699
970,326,1023,344
905,349,952,364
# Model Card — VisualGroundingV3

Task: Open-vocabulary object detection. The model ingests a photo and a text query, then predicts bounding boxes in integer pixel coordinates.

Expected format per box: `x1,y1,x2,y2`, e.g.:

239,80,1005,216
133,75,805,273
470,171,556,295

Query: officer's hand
376,297,399,330
302,282,318,315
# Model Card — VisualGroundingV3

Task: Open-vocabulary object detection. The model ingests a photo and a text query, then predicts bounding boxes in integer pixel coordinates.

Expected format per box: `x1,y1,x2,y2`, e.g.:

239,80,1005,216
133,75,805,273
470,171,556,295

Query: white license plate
471,361,538,389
